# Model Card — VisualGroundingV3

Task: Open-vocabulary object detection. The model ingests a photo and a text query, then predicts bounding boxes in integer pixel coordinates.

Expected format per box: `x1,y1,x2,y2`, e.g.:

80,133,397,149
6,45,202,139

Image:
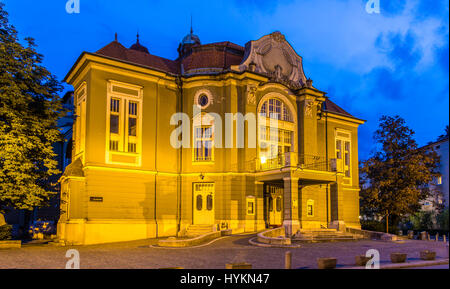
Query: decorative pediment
236,32,307,88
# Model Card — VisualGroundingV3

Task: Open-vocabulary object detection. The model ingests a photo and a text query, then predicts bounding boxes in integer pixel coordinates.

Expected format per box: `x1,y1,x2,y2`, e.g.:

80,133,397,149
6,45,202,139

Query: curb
157,231,221,247
0,240,21,249
342,258,449,269
249,237,301,248
150,236,229,249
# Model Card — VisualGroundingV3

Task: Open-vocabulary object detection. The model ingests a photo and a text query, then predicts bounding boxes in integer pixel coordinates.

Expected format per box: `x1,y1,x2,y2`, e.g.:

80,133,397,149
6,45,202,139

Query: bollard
285,251,292,269
435,233,439,242
443,235,446,243
420,250,436,261
355,255,371,266
427,233,430,241
317,258,337,269
420,231,427,240
390,253,407,263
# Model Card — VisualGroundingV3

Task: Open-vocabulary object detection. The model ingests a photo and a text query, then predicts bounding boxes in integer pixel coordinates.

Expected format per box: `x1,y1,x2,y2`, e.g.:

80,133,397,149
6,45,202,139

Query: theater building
58,30,365,245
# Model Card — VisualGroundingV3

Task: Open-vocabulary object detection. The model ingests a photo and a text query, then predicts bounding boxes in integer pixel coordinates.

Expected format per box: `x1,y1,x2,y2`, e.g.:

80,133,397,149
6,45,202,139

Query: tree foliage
360,115,440,232
0,3,63,212
436,208,449,231
437,125,449,142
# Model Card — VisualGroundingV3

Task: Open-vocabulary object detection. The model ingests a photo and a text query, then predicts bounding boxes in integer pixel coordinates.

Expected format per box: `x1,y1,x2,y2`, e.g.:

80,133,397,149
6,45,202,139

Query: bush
0,225,13,240
361,220,386,232
437,208,449,231
409,211,434,231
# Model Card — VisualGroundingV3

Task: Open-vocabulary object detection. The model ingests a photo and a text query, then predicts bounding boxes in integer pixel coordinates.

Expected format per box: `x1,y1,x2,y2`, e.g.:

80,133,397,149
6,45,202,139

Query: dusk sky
2,0,448,160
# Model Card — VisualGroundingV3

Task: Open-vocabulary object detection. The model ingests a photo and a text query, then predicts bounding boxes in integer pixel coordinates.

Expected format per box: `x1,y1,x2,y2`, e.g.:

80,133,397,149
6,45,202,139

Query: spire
190,14,193,35
129,30,149,54
114,32,118,42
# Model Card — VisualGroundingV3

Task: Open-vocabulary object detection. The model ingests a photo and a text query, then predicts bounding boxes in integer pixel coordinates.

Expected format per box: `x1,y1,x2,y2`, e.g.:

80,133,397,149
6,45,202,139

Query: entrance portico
257,156,348,236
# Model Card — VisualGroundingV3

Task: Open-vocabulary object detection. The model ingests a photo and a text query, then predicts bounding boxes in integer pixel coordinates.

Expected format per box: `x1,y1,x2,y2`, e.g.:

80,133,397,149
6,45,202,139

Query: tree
360,115,439,233
437,125,449,141
409,211,434,231
436,208,449,231
0,3,63,215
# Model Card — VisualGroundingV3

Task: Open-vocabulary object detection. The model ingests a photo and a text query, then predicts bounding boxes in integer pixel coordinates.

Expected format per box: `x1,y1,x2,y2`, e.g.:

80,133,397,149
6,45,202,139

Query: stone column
283,177,300,236
255,181,265,231
296,87,325,158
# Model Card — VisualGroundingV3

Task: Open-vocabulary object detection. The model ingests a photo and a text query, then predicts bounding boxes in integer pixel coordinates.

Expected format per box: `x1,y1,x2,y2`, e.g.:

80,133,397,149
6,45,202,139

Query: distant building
420,136,449,212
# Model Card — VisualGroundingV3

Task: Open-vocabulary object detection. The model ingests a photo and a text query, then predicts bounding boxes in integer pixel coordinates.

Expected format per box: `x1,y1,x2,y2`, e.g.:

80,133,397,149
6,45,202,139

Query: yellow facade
58,32,365,245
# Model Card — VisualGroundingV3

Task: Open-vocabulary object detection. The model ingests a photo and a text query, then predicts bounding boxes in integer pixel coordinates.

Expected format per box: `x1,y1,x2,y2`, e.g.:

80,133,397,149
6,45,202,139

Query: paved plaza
0,234,448,269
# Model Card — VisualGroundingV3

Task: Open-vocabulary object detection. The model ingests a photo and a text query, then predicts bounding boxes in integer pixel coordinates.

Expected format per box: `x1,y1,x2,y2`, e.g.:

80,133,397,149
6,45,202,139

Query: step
185,225,215,237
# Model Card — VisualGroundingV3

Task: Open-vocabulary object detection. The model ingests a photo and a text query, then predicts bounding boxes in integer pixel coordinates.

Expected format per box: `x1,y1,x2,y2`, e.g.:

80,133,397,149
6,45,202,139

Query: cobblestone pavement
0,235,448,269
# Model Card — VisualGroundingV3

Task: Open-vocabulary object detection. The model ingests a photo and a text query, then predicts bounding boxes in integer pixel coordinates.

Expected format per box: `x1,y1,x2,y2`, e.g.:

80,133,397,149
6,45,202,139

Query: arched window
259,98,293,122
258,97,295,169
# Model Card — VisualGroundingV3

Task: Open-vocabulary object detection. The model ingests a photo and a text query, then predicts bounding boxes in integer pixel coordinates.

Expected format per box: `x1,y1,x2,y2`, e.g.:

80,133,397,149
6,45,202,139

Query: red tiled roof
95,41,180,74
205,41,245,51
94,40,245,75
181,45,244,72
323,99,353,117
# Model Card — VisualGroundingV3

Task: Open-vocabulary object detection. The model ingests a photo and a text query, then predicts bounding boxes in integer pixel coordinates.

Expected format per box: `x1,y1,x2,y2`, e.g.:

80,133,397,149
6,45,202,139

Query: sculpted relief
246,85,257,105
304,99,315,118
234,32,307,89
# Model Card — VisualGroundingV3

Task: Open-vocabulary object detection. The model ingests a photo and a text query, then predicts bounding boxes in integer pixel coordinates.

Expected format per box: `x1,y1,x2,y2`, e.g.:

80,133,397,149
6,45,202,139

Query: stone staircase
185,224,215,237
293,228,365,243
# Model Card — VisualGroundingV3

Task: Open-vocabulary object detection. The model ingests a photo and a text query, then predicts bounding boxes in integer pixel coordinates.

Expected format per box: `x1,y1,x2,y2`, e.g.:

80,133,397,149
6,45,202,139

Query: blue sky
2,0,448,160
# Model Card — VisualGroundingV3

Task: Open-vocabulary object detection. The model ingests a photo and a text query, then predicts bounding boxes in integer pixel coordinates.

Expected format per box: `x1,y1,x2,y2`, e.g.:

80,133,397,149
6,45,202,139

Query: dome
129,33,149,54
181,29,201,46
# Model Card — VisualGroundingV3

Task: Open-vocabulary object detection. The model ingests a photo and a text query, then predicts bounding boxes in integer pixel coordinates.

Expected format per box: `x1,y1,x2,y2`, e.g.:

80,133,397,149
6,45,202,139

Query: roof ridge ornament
271,31,285,42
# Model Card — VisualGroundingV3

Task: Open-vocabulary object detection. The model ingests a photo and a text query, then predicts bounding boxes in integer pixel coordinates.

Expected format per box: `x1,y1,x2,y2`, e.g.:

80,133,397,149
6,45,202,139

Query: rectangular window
307,199,314,217
108,97,140,153
107,81,142,164
336,140,342,159
335,130,351,178
74,83,87,157
344,141,351,177
194,126,213,161
259,126,267,141
246,197,255,215
110,98,120,134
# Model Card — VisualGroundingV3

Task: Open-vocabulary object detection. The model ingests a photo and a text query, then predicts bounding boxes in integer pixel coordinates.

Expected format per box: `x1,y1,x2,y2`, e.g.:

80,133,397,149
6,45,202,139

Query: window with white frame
107,81,142,157
246,197,255,215
74,83,87,157
194,126,213,161
258,97,294,168
335,130,351,178
259,98,293,122
307,199,314,217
